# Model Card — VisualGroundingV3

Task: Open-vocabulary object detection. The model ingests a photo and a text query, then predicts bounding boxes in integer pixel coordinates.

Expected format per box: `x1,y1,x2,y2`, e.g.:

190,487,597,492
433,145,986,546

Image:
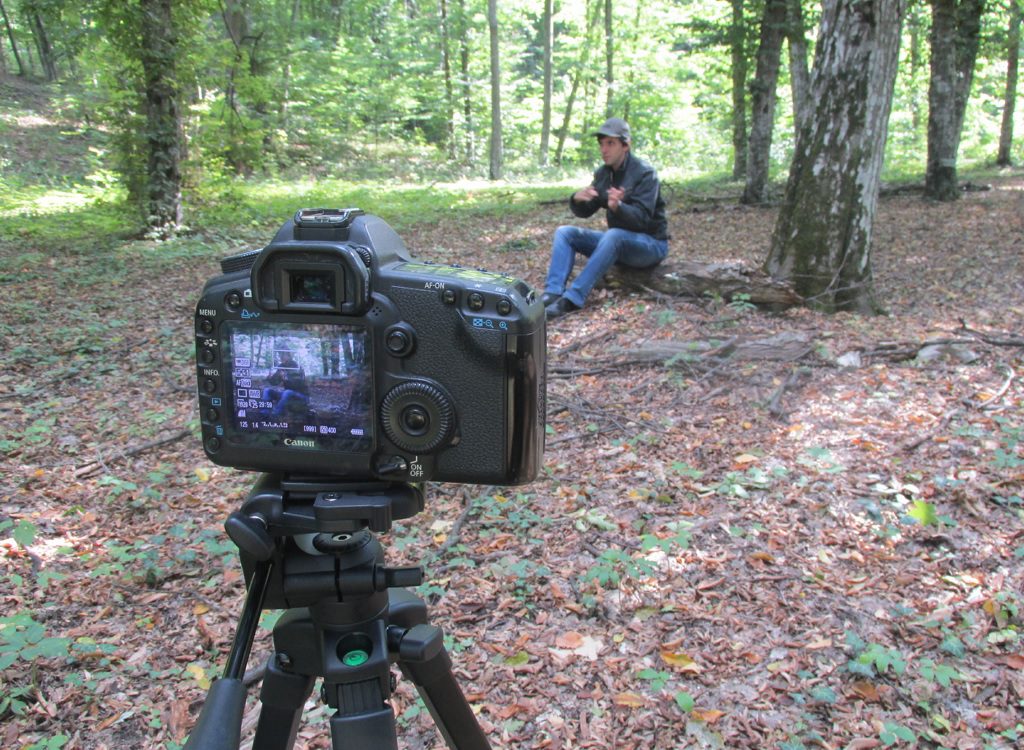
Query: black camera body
194,209,545,485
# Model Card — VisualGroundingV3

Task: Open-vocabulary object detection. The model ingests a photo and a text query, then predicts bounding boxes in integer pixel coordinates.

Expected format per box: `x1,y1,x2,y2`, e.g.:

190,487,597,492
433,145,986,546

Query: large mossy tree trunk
139,0,183,235
924,0,985,201
763,0,906,314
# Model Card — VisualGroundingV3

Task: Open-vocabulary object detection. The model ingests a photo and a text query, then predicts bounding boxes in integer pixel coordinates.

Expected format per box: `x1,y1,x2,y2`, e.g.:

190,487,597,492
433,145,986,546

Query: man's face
598,136,629,169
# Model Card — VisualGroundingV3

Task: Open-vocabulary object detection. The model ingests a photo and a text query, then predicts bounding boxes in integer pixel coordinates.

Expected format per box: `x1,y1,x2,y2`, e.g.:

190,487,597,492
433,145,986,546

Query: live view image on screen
224,322,373,452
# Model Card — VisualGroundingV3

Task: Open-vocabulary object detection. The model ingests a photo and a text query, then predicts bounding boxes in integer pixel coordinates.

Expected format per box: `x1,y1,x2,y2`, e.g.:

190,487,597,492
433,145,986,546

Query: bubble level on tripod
342,649,370,667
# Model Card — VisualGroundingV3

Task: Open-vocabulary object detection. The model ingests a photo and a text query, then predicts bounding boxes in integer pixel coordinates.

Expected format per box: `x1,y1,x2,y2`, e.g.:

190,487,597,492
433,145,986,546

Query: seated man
261,351,309,417
543,117,669,319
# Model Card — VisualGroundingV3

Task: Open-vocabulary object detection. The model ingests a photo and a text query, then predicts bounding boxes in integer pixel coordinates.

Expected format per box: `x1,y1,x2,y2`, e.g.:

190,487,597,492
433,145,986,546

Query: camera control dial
380,381,455,453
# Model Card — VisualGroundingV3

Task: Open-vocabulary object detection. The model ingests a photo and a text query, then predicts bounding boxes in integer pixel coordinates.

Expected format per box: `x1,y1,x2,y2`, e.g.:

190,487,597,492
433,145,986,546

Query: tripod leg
396,624,492,750
184,559,273,750
251,654,316,750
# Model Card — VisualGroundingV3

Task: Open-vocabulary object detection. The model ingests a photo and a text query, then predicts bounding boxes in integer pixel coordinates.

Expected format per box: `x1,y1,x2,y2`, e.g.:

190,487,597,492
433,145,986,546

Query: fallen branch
75,428,191,478
957,319,1024,348
606,332,815,366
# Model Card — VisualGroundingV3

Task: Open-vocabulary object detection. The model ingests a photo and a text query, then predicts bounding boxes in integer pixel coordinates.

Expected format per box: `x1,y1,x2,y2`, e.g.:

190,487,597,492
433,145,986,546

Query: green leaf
13,519,37,547
504,650,530,666
674,691,695,712
810,685,838,704
908,499,938,526
940,633,966,658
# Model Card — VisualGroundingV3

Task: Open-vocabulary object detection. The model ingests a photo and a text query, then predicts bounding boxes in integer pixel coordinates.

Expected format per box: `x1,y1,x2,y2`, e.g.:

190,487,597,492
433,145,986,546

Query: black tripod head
224,474,425,610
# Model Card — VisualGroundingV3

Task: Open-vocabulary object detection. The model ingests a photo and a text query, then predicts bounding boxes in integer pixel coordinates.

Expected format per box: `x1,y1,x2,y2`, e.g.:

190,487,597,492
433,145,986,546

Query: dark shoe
545,297,581,320
541,292,561,306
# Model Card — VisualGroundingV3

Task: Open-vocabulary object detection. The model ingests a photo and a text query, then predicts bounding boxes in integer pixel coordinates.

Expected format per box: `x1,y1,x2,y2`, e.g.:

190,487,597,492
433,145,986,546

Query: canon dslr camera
195,208,545,485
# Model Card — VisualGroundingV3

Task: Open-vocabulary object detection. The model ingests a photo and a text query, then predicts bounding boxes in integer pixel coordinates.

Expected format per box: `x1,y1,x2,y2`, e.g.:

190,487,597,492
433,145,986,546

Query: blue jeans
545,226,669,307
263,387,308,417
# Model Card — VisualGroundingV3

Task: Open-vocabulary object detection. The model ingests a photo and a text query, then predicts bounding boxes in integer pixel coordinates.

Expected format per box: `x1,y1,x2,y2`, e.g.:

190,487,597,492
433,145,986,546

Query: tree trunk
222,0,246,172
28,8,57,81
764,0,906,314
997,1,1021,166
907,3,928,131
539,0,553,166
555,0,599,166
555,68,581,167
458,0,473,164
924,0,985,201
439,0,457,160
487,0,502,180
621,1,642,123
139,0,183,234
604,0,613,115
0,0,25,76
742,0,787,205
785,0,810,134
729,0,748,181
280,0,300,140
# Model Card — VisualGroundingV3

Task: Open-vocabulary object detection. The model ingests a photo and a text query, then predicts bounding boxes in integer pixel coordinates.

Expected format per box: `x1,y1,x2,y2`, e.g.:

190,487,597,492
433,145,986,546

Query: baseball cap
594,117,631,143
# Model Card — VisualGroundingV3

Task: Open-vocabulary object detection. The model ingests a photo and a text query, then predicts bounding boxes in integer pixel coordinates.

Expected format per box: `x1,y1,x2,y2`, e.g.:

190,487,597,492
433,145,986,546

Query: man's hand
573,186,599,203
607,186,625,212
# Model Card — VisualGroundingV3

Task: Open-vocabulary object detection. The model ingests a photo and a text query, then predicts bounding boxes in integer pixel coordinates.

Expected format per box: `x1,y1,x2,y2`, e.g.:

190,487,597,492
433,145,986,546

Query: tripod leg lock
391,623,444,663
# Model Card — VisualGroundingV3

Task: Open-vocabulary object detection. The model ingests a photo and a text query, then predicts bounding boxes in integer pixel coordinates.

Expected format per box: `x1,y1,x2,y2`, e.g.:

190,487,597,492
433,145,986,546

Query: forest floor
2,76,1024,749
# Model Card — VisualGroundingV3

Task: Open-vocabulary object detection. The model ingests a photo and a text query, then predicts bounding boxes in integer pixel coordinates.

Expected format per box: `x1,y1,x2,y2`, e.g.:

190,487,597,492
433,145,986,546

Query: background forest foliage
1,0,1022,229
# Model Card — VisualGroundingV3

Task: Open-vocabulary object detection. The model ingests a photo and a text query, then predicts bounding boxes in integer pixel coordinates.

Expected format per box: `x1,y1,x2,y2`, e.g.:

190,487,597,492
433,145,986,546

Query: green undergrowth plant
578,522,692,607
0,612,72,718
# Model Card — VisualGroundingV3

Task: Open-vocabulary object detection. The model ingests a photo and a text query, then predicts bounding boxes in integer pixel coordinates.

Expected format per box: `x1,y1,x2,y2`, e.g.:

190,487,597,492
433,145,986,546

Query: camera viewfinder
287,269,337,308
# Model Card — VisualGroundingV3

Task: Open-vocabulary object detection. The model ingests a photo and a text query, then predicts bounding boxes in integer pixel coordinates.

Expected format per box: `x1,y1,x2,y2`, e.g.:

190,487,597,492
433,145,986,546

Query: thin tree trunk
540,0,553,166
785,0,810,134
622,1,642,123
487,0,502,179
604,0,613,115
555,0,599,166
555,69,581,166
440,0,457,160
997,2,1021,166
28,8,57,81
0,0,25,76
743,0,787,205
765,0,907,313
907,3,927,131
458,0,473,164
280,0,300,138
730,0,748,180
924,0,985,201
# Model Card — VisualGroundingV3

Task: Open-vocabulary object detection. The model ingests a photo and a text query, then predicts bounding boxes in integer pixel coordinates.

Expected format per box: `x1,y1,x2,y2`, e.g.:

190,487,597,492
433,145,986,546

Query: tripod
183,474,492,750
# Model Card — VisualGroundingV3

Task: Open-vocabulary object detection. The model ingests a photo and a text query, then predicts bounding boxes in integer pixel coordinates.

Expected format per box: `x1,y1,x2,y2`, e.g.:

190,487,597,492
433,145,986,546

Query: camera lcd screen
222,321,373,453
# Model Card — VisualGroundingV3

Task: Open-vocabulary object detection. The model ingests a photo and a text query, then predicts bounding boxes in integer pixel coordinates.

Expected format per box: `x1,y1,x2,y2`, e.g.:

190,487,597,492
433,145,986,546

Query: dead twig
956,318,1024,348
75,428,191,478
